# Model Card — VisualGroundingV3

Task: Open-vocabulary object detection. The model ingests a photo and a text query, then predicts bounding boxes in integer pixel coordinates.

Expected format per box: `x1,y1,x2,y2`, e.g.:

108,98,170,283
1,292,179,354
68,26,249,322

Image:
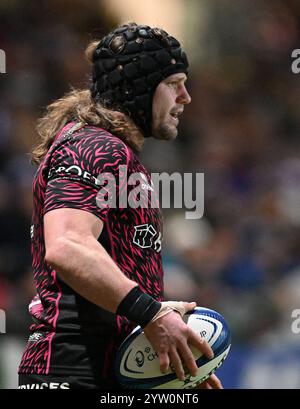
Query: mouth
170,110,183,124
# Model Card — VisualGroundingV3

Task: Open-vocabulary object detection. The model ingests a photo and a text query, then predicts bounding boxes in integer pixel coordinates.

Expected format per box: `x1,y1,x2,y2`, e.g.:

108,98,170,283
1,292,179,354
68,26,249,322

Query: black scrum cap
91,23,189,137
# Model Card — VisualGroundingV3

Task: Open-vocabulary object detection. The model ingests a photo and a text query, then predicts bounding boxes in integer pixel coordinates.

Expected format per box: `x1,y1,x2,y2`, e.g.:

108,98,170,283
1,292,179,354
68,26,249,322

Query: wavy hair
31,39,143,165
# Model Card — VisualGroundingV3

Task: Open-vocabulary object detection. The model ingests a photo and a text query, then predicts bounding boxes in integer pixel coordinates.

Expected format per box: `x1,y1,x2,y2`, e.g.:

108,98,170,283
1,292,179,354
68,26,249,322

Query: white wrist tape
150,301,187,323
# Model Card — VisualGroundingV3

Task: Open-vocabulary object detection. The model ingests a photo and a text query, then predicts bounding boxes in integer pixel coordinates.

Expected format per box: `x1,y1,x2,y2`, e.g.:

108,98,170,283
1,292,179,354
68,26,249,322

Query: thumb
157,301,197,318
181,301,197,314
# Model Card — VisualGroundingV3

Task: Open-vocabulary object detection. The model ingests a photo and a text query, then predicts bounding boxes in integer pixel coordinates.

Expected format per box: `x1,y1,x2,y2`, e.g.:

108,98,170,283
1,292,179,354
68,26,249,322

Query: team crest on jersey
28,332,45,342
133,224,161,252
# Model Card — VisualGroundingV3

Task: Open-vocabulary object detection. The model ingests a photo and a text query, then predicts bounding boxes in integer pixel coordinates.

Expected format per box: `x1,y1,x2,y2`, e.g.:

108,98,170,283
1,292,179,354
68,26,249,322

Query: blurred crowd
145,0,300,349
0,0,300,388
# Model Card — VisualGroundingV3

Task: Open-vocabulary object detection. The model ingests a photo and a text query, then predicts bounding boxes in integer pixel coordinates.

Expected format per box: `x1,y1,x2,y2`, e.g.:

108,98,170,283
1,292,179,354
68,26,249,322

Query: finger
169,348,185,381
158,351,170,375
178,344,198,377
196,376,212,389
207,374,223,389
204,382,213,389
189,332,214,359
195,379,211,389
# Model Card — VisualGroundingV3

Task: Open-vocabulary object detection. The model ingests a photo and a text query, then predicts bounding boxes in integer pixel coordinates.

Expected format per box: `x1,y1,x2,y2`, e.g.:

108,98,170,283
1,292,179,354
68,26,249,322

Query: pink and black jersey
18,123,164,384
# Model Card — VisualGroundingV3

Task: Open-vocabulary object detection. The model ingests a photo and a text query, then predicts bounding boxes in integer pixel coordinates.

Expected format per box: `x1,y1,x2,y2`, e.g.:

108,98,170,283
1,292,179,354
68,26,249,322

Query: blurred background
1,0,300,389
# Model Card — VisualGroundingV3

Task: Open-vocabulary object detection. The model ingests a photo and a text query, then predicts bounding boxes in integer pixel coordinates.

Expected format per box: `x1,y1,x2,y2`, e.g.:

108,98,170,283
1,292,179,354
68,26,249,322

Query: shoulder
53,123,132,158
49,124,133,171
74,125,130,154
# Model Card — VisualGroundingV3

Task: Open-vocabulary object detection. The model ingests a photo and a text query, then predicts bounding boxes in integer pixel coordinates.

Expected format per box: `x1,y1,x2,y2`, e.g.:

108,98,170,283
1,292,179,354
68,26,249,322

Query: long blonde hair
31,40,143,165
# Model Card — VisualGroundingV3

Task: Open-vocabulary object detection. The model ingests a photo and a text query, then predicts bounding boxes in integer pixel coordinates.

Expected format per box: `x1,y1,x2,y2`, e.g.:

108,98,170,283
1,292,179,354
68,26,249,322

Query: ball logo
134,351,145,368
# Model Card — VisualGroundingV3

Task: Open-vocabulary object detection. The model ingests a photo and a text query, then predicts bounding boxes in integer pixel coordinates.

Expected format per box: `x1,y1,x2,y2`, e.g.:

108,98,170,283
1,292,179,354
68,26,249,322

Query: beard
151,121,178,140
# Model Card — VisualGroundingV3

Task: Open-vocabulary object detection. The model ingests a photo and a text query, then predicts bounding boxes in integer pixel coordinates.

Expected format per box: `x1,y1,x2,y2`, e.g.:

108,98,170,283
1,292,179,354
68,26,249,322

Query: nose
177,84,191,105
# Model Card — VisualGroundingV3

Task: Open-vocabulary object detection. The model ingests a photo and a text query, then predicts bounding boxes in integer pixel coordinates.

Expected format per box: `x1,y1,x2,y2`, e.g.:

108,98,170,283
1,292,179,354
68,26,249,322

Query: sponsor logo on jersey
48,165,101,187
139,172,154,191
18,382,70,389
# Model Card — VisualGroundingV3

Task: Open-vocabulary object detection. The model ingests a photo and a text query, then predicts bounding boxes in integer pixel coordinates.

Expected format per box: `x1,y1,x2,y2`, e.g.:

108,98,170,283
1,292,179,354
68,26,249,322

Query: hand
143,302,214,381
196,374,223,389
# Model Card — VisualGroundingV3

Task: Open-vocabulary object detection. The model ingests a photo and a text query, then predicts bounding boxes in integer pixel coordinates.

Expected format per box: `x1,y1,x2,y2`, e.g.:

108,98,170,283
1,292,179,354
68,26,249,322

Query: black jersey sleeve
44,128,130,222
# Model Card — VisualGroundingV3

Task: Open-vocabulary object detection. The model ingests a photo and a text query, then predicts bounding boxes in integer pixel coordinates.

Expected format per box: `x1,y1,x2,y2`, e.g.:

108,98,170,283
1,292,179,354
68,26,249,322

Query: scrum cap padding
91,24,189,137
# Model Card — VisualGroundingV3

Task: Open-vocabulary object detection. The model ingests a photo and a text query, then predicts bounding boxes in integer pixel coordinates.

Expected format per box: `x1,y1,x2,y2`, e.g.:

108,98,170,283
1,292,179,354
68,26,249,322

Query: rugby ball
115,307,231,389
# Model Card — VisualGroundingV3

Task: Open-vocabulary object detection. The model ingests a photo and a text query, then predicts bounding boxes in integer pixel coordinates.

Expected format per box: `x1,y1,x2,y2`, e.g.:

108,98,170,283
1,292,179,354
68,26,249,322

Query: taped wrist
150,301,187,323
117,286,161,328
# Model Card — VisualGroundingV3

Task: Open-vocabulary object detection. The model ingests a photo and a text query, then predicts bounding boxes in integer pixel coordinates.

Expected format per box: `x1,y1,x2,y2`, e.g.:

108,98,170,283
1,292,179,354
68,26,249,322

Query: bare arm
44,208,138,313
44,207,214,381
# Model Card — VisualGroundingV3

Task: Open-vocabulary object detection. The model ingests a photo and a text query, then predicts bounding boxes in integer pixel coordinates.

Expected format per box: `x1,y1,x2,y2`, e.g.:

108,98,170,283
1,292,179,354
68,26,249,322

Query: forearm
45,236,137,313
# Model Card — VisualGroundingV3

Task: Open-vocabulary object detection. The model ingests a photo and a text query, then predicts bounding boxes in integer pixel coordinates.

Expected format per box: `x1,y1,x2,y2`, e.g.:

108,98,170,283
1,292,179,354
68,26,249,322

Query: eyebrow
165,75,187,83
